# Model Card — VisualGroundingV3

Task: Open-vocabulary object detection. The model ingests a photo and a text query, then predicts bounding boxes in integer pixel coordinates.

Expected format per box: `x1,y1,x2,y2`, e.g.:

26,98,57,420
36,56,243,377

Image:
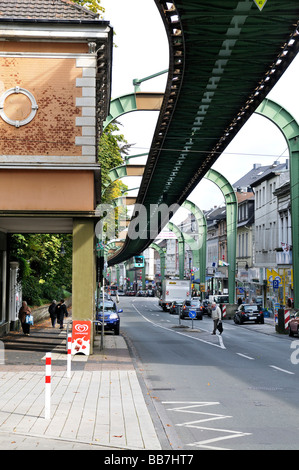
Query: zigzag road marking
162,401,251,450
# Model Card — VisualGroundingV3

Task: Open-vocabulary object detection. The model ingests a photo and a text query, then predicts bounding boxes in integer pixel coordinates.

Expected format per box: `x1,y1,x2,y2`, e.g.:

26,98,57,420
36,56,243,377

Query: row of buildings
204,159,292,309
110,158,292,310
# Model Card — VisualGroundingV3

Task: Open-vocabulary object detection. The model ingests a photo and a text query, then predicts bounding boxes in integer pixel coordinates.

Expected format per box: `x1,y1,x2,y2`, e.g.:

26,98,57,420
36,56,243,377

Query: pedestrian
211,302,221,335
48,300,57,327
18,300,32,336
55,299,68,329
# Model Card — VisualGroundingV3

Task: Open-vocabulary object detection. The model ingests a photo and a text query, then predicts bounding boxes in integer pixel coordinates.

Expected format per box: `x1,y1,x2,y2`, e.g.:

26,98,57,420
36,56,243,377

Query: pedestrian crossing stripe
253,0,268,11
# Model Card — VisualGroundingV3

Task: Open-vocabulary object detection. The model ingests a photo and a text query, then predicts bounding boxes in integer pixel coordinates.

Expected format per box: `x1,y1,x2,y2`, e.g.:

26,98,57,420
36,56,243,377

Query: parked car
98,299,117,311
96,301,122,335
180,299,203,320
234,304,264,324
201,299,212,316
125,290,135,296
288,311,299,336
169,300,184,315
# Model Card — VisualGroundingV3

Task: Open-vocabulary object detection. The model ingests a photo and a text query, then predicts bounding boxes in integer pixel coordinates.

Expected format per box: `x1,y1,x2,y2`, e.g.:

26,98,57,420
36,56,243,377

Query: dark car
181,299,203,320
288,311,299,336
97,300,122,335
234,304,264,325
169,300,184,315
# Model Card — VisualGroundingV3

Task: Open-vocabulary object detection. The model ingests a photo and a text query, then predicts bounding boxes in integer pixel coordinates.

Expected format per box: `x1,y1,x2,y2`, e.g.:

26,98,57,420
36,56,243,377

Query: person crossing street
211,302,222,335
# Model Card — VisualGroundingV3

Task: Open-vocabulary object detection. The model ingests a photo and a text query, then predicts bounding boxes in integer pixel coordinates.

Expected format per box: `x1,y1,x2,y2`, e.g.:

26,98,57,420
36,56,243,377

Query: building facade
0,1,112,345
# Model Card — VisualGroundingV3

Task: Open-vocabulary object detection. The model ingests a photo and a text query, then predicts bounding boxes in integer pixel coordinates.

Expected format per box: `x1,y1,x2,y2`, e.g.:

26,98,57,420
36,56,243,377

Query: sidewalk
0,317,162,450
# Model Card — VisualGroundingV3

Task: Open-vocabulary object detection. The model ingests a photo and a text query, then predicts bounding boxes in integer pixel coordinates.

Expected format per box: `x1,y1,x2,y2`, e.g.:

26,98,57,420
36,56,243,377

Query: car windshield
191,300,200,306
98,302,115,311
214,296,229,303
243,305,258,312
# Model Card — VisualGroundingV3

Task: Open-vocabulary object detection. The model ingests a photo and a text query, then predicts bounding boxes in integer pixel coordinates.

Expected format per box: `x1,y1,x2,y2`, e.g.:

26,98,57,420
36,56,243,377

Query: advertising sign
71,321,91,355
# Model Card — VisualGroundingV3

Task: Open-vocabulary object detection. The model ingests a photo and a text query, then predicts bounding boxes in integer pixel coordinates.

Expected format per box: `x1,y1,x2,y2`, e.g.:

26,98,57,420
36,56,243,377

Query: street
118,296,299,450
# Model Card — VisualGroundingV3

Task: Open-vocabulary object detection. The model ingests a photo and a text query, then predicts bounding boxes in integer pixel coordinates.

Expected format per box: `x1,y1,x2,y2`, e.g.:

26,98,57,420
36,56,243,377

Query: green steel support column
255,98,299,309
150,243,166,281
168,222,185,279
142,265,146,289
183,201,207,298
204,170,237,305
116,265,120,286
182,232,200,271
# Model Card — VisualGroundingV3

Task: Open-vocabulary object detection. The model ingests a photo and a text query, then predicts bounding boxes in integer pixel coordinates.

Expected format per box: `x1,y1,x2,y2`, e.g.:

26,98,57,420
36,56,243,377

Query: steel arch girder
183,200,207,292
255,98,299,309
167,222,185,280
202,170,237,304
150,242,166,281
103,92,164,130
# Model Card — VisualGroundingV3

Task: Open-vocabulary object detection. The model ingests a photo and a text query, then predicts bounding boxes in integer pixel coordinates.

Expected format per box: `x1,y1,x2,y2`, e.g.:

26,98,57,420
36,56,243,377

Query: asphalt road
118,295,299,451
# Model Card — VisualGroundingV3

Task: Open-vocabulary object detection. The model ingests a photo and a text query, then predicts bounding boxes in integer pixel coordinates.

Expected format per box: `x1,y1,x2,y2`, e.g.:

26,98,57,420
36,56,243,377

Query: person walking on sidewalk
48,300,57,327
55,299,68,329
18,301,32,336
211,302,221,335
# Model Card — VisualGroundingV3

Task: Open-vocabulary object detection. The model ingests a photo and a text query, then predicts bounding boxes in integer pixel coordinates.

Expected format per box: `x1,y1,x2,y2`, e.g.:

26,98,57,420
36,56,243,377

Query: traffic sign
273,279,280,289
189,310,196,319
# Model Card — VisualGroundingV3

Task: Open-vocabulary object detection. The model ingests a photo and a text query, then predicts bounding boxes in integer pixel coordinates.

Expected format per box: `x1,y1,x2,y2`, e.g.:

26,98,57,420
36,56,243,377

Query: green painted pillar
151,243,166,281
183,201,207,299
256,99,299,309
168,222,185,279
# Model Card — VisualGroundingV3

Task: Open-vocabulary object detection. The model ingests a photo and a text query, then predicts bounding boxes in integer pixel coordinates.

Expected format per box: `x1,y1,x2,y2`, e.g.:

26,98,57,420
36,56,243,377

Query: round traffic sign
189,310,196,319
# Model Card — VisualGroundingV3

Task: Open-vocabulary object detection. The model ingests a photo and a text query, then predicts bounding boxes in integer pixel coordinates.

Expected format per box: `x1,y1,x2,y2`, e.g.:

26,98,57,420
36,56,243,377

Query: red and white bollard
222,304,227,318
45,352,51,419
285,309,290,330
67,333,72,378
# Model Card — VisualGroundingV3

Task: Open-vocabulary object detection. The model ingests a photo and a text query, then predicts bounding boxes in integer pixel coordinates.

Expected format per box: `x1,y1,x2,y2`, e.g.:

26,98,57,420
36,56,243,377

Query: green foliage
99,122,130,203
10,234,72,306
71,0,104,15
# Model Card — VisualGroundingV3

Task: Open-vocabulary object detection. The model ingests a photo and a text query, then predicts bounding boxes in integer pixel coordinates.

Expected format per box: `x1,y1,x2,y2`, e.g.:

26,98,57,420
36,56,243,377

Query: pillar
72,219,96,353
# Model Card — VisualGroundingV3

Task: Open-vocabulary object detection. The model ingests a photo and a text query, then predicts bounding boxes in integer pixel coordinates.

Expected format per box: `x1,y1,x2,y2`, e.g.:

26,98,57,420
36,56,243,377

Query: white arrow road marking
162,401,251,450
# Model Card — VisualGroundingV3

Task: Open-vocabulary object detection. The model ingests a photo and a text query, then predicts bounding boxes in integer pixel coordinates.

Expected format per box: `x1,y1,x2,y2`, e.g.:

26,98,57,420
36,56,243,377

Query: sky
100,0,298,217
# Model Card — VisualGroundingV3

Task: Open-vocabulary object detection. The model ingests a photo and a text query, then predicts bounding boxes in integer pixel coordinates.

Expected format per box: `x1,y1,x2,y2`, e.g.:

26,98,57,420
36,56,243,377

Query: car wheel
289,327,294,337
260,318,264,324
197,315,203,320
234,316,238,324
114,324,120,335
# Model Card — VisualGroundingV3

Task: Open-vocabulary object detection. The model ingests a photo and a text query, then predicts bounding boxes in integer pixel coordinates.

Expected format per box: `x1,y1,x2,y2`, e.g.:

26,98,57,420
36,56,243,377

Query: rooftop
233,160,289,190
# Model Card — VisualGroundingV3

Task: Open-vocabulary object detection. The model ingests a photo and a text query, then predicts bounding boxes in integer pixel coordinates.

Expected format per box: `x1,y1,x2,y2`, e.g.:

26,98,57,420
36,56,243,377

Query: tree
99,121,130,203
72,0,104,15
10,234,72,306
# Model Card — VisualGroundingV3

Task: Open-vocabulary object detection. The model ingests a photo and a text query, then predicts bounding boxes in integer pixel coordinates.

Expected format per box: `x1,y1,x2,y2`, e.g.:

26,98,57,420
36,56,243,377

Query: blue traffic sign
189,310,196,319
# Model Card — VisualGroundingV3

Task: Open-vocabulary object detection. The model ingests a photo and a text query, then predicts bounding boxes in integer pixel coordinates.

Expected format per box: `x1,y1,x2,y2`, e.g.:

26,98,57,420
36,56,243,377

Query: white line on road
132,303,226,349
269,365,294,375
236,353,255,360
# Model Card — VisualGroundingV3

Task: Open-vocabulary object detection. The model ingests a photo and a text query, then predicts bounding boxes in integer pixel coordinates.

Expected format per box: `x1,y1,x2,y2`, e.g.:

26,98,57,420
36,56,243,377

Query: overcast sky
101,0,298,214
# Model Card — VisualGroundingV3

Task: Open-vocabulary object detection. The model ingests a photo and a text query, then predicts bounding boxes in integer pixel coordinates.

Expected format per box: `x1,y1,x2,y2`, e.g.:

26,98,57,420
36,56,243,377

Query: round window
0,87,38,127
